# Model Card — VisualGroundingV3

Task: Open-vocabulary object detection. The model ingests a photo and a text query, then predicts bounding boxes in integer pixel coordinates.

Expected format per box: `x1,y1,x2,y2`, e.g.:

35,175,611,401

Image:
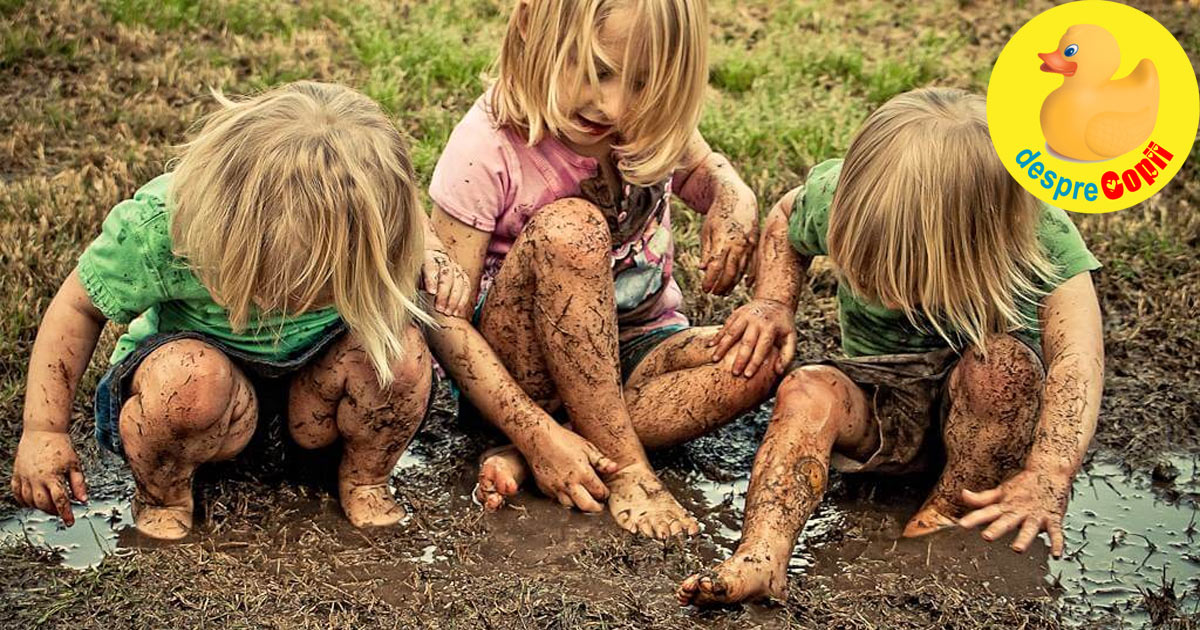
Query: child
10,82,468,540
678,87,1104,605
425,0,775,539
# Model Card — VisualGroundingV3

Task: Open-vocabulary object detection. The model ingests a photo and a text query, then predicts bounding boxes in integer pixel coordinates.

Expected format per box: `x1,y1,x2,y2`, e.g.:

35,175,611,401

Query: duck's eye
1064,44,1079,57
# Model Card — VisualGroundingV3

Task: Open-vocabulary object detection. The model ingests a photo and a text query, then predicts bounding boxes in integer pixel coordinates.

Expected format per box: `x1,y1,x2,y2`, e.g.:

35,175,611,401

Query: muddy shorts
94,323,435,478
820,341,1043,475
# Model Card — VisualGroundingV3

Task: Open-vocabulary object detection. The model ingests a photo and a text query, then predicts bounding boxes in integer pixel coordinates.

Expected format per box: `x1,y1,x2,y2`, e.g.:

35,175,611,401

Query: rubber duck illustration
1038,24,1159,161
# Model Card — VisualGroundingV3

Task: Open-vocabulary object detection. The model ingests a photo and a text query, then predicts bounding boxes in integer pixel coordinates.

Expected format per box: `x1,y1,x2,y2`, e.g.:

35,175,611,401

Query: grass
1,0,1198,628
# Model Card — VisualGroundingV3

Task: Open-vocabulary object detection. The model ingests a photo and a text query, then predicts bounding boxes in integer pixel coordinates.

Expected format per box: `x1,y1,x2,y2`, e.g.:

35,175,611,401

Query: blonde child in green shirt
680,87,1104,606
11,82,473,539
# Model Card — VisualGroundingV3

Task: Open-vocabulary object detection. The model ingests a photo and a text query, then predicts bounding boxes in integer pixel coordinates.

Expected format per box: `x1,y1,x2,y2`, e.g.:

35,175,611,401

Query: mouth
1038,51,1077,76
575,114,614,137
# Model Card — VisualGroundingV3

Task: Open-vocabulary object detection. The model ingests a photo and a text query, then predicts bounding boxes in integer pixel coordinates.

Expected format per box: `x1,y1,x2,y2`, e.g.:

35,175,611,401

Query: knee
128,340,237,435
773,365,852,433
343,326,432,397
525,198,611,269
951,335,1044,415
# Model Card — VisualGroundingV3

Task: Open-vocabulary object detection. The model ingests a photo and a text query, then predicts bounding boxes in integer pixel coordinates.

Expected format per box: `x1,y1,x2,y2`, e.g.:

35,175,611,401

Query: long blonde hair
827,87,1057,352
489,0,708,185
170,81,430,385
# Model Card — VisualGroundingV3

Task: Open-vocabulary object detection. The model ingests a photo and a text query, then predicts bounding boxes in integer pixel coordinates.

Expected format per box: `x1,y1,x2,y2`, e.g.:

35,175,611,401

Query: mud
4,400,1196,627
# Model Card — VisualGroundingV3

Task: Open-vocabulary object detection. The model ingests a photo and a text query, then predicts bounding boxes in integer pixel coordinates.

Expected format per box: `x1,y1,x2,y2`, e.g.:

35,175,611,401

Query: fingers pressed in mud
607,462,699,539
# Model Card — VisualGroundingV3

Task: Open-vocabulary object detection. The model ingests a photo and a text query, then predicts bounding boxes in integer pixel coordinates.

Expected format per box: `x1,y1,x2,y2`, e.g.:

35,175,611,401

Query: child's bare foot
902,494,959,537
475,444,528,511
607,462,698,539
339,481,406,528
677,546,787,607
132,495,193,540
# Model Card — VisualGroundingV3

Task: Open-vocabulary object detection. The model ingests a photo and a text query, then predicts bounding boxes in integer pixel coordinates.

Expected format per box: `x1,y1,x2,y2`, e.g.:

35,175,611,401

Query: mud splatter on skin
470,195,776,537
680,367,859,607
290,328,432,528
115,330,432,538
911,335,1045,532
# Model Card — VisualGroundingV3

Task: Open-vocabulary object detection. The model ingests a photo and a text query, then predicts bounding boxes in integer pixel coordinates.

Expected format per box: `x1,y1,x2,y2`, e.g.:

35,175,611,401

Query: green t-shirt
787,159,1102,357
78,174,343,364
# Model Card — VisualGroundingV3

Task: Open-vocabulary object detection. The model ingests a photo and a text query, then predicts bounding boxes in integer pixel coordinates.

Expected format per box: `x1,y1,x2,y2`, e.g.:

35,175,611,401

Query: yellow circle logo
987,0,1198,213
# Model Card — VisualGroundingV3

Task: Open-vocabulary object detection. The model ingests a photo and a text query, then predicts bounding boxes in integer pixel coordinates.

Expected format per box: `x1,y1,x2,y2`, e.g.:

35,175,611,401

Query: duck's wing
1085,106,1157,158
1084,59,1159,158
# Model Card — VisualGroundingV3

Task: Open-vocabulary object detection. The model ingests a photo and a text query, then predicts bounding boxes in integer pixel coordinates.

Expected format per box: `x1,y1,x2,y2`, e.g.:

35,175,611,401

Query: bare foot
902,494,959,537
677,546,787,607
607,463,698,539
339,481,406,528
132,495,193,541
475,444,528,511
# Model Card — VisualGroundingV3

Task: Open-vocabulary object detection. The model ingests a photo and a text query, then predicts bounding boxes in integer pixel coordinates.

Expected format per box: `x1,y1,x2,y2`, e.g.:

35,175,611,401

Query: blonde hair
170,81,431,385
827,87,1057,352
490,0,708,185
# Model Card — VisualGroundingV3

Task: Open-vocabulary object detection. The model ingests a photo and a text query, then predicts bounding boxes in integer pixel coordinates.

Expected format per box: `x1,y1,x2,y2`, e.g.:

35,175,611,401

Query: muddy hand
958,468,1071,557
699,206,756,295
524,423,618,513
709,298,796,378
11,430,88,526
421,248,472,317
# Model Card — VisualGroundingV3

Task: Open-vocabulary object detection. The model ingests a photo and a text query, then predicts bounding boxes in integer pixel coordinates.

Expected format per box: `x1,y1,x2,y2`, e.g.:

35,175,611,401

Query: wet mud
4,399,1196,627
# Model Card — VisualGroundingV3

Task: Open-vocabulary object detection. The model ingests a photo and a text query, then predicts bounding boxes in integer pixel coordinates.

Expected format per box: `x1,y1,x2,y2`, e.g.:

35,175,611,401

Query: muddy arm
751,188,807,311
13,269,106,522
672,130,758,295
21,269,106,434
1027,271,1105,481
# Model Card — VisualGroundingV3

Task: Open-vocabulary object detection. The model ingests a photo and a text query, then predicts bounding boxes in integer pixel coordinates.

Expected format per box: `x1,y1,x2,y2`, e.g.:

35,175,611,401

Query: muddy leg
476,326,778,510
475,198,696,537
904,335,1044,537
119,340,257,540
289,325,432,528
678,365,874,606
624,327,780,449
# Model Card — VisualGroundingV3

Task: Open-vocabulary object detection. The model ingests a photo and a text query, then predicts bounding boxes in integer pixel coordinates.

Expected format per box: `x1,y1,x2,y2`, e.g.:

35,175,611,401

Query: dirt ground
2,1,1199,629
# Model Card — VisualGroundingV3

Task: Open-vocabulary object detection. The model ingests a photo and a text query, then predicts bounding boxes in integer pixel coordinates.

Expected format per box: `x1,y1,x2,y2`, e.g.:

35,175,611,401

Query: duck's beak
1038,50,1077,76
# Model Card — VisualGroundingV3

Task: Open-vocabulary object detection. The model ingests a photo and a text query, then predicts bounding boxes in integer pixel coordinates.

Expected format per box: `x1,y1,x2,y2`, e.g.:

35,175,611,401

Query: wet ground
4,400,1197,628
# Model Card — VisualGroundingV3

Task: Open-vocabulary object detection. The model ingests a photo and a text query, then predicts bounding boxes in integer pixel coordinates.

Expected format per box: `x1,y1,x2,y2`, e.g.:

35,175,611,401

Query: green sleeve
786,159,843,257
1035,203,1102,291
77,181,172,324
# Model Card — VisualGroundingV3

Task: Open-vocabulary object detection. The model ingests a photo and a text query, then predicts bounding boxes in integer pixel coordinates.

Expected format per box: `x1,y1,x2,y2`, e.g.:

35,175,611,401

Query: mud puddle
3,406,1197,626
0,496,134,569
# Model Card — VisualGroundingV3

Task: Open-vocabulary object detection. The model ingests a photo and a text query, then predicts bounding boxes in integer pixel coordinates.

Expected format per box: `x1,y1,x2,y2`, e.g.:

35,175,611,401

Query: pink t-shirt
429,95,687,341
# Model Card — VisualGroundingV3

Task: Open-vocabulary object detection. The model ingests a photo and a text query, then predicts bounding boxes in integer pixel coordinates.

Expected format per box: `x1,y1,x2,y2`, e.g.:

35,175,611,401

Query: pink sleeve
429,105,513,233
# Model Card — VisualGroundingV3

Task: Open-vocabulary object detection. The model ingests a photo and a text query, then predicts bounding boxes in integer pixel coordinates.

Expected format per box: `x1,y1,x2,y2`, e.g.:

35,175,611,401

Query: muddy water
665,407,1200,625
2,405,1197,626
0,496,133,569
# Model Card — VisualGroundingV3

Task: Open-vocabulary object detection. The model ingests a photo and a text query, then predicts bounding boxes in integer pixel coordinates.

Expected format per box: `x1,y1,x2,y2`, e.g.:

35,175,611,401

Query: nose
594,81,623,124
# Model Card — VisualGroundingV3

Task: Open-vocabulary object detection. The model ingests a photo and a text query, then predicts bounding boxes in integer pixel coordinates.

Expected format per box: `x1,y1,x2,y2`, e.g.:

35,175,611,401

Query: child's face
557,4,638,152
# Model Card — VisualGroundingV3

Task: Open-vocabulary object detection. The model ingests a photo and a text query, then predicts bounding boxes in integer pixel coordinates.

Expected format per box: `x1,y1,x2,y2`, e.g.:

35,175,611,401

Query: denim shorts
94,322,434,469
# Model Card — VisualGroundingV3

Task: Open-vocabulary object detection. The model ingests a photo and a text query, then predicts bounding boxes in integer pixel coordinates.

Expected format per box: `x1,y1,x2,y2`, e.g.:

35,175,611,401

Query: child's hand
11,430,88,526
421,249,473,318
957,467,1071,557
524,423,619,513
699,203,757,295
709,298,796,378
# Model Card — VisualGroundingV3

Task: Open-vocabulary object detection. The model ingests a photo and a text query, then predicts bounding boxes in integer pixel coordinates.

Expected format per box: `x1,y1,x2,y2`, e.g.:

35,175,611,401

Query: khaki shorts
822,348,959,475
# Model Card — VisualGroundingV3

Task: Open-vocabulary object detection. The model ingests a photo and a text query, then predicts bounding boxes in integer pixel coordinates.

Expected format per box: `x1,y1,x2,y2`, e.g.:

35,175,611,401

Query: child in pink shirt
425,0,782,539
